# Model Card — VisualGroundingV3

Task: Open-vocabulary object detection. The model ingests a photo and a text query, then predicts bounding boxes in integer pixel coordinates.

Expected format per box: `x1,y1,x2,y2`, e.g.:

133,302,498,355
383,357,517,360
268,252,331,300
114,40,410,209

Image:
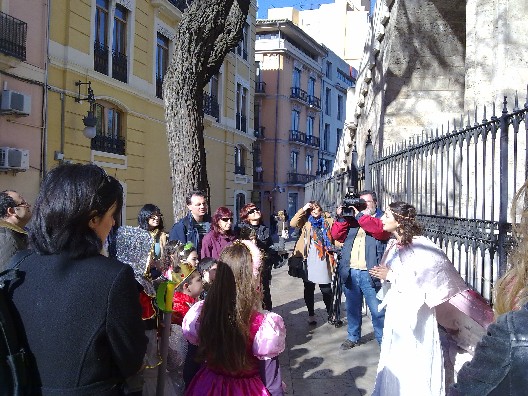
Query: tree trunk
163,0,250,221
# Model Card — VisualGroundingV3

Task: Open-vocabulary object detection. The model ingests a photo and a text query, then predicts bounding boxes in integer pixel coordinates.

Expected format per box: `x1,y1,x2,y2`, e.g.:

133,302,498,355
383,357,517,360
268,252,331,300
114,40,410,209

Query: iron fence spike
525,84,528,109
502,96,508,114
514,91,519,111
483,104,487,122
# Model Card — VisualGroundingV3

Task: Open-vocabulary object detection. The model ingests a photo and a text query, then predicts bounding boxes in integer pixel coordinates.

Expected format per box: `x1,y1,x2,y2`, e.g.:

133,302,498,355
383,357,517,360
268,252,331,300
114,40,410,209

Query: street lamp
75,81,97,139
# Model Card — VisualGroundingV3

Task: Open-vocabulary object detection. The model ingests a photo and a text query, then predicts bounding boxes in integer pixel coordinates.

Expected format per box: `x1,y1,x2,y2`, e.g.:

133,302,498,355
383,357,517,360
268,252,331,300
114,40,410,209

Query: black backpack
0,250,36,396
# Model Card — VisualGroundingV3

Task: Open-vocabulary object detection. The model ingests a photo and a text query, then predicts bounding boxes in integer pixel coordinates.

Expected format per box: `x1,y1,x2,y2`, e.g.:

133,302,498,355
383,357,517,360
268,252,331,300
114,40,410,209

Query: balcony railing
112,50,128,83
235,165,246,175
168,0,192,12
289,130,306,144
0,11,27,61
290,87,308,102
288,172,316,184
203,92,220,121
156,74,163,99
91,135,126,155
305,134,320,147
94,41,109,75
254,126,265,139
255,81,266,94
308,95,321,109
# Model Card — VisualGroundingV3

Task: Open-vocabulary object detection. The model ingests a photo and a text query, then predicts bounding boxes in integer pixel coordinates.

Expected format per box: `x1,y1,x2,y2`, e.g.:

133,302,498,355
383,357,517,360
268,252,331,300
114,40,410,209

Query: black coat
449,304,528,395
10,251,147,395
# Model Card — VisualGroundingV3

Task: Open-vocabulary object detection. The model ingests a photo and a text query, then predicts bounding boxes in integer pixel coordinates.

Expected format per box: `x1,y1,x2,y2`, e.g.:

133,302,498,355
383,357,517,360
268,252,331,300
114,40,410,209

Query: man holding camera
331,190,391,350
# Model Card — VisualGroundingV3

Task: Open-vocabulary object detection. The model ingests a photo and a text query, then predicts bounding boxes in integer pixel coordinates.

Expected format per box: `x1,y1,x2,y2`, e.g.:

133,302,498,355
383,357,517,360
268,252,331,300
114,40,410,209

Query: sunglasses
149,214,163,219
15,201,31,208
220,217,233,222
247,207,260,215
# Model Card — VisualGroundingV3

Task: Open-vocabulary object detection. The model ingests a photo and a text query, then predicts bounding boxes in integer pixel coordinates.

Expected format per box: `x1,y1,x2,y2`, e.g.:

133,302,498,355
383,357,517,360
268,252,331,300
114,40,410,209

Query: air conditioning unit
0,147,29,171
0,90,31,116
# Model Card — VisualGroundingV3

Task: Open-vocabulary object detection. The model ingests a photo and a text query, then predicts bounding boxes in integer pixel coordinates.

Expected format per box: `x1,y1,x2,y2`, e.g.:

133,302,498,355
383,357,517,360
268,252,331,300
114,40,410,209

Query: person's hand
369,265,389,280
302,202,312,212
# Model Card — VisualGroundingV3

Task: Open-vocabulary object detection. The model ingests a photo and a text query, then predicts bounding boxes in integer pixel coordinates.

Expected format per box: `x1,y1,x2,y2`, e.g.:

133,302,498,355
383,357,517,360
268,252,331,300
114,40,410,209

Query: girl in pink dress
182,240,286,395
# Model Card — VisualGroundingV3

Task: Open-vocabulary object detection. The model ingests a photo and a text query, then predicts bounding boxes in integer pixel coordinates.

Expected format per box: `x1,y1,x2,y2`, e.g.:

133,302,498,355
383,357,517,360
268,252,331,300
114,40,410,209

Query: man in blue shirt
169,190,211,257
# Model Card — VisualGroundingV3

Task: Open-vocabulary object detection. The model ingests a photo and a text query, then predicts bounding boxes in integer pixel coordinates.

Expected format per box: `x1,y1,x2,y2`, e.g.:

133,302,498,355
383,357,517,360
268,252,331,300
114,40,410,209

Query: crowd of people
1,162,527,395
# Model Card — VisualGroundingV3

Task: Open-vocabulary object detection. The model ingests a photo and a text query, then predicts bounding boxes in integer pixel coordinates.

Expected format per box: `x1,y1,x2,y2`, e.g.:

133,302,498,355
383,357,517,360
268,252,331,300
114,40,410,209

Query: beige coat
290,209,335,259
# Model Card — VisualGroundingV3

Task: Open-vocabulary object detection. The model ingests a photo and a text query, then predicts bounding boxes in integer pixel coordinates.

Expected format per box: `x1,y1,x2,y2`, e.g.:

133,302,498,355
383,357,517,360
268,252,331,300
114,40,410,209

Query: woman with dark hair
369,201,467,396
236,203,275,310
183,241,285,395
137,203,167,278
10,163,147,395
290,201,336,325
200,206,236,259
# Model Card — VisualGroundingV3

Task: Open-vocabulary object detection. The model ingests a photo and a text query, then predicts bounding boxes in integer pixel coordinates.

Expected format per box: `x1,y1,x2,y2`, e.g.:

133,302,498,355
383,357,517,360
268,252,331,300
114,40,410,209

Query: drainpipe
272,23,281,214
42,0,51,177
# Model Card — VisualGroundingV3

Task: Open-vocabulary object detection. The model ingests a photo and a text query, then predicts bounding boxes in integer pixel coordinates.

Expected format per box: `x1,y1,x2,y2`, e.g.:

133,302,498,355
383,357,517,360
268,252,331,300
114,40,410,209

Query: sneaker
340,339,359,350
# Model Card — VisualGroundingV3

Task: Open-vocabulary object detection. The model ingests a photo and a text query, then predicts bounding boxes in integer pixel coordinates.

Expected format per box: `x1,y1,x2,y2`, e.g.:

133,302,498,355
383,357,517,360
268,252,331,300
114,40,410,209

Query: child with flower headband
182,240,286,395
162,241,199,280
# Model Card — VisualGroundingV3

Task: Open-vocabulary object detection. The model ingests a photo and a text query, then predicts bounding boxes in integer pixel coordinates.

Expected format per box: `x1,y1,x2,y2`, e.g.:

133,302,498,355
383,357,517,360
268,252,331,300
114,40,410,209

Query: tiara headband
392,211,415,221
233,239,262,277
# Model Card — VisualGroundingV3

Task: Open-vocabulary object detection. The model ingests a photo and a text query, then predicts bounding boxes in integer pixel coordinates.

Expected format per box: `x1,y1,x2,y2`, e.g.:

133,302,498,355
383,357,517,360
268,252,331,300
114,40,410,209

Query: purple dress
182,301,286,395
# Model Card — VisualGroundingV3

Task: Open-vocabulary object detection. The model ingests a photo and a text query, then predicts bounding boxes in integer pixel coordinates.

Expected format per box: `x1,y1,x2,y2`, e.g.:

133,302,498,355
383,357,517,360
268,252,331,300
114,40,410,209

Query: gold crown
171,262,196,288
156,262,197,312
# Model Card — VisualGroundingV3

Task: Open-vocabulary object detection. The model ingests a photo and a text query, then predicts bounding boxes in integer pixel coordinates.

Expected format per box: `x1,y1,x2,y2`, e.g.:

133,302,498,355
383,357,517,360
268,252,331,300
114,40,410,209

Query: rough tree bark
163,0,251,222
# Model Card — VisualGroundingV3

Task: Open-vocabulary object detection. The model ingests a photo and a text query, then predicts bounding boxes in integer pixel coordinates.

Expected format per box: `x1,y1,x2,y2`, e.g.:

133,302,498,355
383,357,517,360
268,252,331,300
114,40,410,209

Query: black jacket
449,304,528,396
10,251,147,395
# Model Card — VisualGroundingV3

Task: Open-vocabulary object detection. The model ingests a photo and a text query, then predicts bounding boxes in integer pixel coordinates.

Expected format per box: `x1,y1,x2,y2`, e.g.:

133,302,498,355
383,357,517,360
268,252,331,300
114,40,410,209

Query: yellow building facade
0,0,257,225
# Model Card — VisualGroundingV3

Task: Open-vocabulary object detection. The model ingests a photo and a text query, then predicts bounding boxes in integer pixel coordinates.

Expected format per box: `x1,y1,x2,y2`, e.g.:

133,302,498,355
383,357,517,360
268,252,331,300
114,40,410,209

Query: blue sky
257,0,335,19
256,0,376,19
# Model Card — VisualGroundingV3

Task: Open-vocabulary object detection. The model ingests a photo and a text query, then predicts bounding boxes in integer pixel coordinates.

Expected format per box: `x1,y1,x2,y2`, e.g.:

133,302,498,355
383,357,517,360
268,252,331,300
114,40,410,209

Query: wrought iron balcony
156,74,163,99
290,87,308,103
168,0,192,12
0,11,27,61
91,135,126,155
112,50,128,83
255,81,266,94
203,92,219,121
94,41,109,75
308,95,321,109
235,165,246,175
305,134,320,147
254,126,265,139
289,130,306,144
288,172,316,184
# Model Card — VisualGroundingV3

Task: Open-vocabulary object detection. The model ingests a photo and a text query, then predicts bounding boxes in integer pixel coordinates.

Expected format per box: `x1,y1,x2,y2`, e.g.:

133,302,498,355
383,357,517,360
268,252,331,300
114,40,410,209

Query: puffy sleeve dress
372,236,468,396
182,300,286,396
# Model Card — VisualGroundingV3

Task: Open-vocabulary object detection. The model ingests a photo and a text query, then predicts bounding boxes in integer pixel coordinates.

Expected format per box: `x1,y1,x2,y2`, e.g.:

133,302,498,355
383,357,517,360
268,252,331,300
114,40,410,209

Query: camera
341,192,367,216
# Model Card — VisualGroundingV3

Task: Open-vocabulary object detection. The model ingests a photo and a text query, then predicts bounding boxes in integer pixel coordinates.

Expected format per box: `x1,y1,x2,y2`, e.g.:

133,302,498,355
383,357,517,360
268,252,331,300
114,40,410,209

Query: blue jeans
343,268,385,344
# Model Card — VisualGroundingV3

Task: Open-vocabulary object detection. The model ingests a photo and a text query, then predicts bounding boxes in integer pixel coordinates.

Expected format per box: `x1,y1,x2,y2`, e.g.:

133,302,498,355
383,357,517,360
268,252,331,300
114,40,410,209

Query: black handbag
287,256,307,279
288,228,308,279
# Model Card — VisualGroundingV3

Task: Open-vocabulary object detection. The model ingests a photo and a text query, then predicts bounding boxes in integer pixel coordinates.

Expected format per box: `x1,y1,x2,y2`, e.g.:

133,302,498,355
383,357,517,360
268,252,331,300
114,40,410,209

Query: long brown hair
389,201,422,246
196,242,262,372
494,180,528,315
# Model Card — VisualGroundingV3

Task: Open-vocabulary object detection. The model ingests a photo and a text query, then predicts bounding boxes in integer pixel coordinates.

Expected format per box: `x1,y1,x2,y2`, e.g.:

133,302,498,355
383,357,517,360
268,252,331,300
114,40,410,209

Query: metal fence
306,93,528,303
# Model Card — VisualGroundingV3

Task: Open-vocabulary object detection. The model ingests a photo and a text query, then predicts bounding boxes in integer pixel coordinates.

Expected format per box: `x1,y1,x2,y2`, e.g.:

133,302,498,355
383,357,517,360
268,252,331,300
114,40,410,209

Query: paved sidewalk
270,241,380,396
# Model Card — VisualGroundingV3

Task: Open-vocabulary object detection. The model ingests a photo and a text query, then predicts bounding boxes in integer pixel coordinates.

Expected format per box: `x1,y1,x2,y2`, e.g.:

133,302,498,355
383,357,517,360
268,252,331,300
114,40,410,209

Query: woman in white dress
369,201,467,396
290,201,336,325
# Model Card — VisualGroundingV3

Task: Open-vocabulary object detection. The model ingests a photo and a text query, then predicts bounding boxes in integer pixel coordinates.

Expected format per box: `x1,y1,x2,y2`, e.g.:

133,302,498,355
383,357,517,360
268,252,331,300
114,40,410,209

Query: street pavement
270,240,380,396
